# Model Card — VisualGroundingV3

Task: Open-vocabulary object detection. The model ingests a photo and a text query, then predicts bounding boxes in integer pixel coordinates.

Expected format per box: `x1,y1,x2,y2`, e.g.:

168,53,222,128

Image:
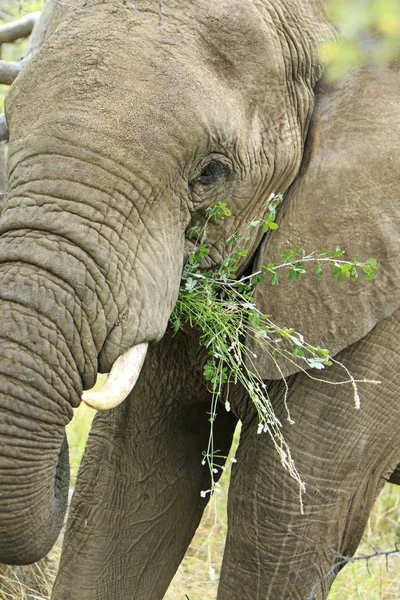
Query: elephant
0,0,399,598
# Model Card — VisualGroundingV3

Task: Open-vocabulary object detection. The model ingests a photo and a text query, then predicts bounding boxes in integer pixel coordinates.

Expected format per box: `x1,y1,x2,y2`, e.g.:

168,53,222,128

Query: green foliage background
324,0,400,80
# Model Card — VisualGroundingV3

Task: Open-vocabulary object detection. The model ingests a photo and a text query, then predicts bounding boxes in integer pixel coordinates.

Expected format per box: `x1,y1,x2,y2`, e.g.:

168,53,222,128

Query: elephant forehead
7,2,280,169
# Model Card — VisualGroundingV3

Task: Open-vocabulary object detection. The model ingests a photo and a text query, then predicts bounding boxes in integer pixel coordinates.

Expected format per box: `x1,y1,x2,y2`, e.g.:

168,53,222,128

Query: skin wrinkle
4,191,143,274
0,360,74,425
6,142,155,202
255,1,329,147
0,263,98,381
5,210,154,301
0,339,77,415
99,488,202,597
0,231,115,357
0,229,114,312
0,298,82,393
31,158,151,229
0,388,69,435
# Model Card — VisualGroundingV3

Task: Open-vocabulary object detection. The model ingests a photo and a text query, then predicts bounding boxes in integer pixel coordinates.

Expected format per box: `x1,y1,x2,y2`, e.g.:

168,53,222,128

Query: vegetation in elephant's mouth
170,197,379,502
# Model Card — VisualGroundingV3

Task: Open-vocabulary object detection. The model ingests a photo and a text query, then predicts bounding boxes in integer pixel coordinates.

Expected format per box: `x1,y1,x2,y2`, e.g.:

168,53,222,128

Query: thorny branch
308,545,400,600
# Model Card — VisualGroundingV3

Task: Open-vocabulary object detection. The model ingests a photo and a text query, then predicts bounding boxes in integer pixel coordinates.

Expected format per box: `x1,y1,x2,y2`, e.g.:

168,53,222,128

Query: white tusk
82,343,148,411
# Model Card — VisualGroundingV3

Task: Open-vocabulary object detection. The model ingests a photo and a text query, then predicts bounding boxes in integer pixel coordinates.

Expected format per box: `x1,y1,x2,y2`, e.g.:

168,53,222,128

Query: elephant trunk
0,123,183,561
0,252,102,563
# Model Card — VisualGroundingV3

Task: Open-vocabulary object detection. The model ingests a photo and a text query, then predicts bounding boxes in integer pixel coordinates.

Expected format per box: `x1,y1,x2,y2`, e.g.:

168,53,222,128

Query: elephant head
0,1,400,598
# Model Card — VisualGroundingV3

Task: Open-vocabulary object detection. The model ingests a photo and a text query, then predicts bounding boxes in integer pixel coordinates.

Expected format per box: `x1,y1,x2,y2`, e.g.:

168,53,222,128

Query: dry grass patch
0,555,57,600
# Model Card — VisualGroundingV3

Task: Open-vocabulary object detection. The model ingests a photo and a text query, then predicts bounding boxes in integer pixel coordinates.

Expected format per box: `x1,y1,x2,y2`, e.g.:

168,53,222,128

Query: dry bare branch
0,12,14,22
0,114,8,141
0,12,40,45
308,546,400,599
24,0,58,61
0,114,7,140
0,59,22,85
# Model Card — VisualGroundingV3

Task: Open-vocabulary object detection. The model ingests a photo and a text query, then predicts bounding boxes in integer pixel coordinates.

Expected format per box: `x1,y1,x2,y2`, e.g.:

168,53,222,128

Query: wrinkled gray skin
0,1,400,598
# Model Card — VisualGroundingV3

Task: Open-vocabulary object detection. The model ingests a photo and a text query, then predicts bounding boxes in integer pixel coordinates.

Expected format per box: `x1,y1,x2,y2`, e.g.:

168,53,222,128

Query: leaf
186,223,201,239
248,311,261,326
317,346,330,357
292,346,304,357
314,263,324,276
307,358,326,370
185,278,197,292
288,267,305,281
203,360,216,381
225,232,240,246
362,266,375,281
171,317,181,335
270,271,279,285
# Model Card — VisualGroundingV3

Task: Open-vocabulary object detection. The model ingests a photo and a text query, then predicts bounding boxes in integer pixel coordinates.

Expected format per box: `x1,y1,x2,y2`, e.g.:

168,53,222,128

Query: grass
1,407,400,599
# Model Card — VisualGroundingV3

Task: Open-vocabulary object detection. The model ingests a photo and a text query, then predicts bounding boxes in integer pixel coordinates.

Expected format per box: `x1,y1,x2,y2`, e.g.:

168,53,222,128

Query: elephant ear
251,61,400,380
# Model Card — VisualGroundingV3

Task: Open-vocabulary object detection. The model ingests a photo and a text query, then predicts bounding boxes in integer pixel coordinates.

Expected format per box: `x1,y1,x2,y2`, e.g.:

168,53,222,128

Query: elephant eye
191,160,229,187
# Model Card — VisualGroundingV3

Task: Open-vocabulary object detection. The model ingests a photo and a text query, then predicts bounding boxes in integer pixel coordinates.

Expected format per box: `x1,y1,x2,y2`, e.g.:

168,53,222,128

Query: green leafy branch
171,194,379,505
262,246,378,285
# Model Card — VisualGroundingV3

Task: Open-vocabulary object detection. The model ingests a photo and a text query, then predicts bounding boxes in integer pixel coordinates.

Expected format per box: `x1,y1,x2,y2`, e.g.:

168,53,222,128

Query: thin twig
307,546,400,600
158,0,164,25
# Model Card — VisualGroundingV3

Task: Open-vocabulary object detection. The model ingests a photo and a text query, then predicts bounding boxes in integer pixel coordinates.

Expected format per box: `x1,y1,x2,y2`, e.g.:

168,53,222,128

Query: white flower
225,400,231,412
257,423,263,434
200,490,208,498
231,457,237,463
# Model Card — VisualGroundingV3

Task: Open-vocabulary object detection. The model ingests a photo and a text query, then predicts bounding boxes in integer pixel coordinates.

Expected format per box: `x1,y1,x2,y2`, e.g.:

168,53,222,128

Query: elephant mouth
81,342,148,411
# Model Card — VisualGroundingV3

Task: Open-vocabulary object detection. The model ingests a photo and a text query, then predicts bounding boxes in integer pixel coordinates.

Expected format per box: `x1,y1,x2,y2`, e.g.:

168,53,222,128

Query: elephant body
0,1,399,599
